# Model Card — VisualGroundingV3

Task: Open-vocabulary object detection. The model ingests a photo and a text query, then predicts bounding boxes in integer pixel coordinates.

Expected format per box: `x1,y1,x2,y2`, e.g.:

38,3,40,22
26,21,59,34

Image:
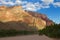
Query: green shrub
0,29,36,37
39,24,60,38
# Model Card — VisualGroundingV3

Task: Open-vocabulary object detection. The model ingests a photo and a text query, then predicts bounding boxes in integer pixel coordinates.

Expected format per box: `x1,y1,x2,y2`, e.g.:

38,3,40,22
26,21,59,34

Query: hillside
0,6,54,30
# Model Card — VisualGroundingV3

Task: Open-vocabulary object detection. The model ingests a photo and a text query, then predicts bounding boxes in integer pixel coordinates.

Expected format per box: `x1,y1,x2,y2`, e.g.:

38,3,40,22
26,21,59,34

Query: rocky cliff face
0,6,54,30
26,11,54,26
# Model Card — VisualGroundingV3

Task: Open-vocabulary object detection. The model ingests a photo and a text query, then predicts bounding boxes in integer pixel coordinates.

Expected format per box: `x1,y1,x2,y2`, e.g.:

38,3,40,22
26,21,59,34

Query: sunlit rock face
26,11,54,26
0,6,53,30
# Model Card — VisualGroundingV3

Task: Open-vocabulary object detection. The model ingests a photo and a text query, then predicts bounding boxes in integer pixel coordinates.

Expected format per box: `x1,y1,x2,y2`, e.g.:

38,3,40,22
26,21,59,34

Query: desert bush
0,29,36,37
39,24,60,38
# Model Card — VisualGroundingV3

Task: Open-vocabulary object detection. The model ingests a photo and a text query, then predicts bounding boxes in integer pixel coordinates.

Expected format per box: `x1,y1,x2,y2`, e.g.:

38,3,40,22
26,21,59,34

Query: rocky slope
26,11,54,26
0,6,54,30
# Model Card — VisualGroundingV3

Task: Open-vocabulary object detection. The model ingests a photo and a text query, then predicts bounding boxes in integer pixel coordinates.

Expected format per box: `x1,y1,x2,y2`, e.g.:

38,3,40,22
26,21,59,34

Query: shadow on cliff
0,21,37,31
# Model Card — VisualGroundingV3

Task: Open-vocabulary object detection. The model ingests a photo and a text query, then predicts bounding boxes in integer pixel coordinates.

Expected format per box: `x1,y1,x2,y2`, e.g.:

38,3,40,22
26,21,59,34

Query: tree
39,24,60,38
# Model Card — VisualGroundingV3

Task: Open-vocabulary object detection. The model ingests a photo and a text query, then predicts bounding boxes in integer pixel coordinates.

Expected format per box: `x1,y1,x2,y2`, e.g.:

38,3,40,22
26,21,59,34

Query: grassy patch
0,29,37,37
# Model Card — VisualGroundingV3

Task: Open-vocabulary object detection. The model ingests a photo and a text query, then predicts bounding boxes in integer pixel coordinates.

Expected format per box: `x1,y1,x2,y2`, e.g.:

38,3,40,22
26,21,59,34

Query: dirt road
0,35,53,40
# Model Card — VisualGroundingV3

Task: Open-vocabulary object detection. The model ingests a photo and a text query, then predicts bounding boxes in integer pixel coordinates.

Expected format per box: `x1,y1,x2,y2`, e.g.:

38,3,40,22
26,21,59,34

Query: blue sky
0,0,60,24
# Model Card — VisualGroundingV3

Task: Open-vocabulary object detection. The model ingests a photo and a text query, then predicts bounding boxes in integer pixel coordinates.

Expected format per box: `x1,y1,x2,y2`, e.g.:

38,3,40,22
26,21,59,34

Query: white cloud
15,0,22,5
0,0,15,6
15,0,28,5
41,0,54,4
53,2,60,7
0,0,51,11
42,5,50,8
41,0,54,8
6,2,15,6
22,2,37,11
0,0,60,11
41,0,54,3
1,1,7,5
22,2,43,11
34,2,42,9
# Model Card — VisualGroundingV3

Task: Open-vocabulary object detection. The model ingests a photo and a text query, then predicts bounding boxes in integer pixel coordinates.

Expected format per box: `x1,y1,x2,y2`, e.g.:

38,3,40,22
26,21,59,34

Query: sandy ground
0,35,53,40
